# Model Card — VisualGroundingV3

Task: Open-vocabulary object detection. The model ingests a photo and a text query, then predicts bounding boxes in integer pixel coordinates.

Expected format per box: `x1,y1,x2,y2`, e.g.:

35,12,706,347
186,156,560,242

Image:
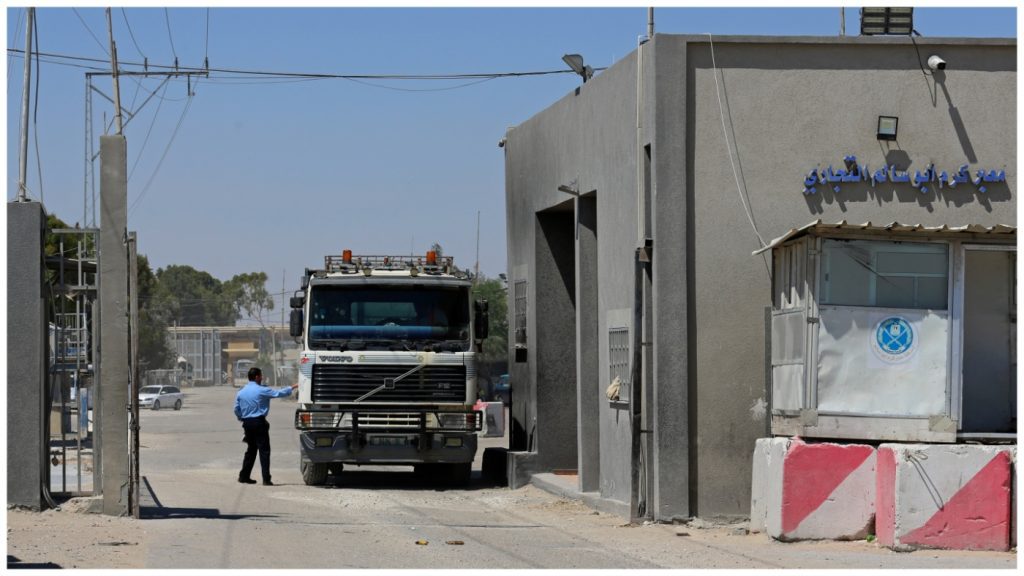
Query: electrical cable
8,8,25,86
33,12,44,203
71,8,109,56
128,81,169,181
130,93,194,215
909,32,933,77
342,75,498,92
8,48,599,82
120,8,147,60
164,8,178,61
707,33,765,250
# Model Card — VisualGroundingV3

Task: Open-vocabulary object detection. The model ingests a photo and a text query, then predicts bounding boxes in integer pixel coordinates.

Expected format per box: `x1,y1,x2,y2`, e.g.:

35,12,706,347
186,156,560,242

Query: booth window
608,326,631,402
820,239,948,309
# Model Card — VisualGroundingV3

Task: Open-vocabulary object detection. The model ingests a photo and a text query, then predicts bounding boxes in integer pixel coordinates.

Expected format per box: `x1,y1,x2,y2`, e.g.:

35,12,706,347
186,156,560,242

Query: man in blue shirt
234,367,298,486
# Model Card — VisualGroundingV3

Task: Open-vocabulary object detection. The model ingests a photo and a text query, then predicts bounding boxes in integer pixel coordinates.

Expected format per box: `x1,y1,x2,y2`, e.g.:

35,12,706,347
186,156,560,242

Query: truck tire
301,461,329,486
482,447,508,486
446,462,472,487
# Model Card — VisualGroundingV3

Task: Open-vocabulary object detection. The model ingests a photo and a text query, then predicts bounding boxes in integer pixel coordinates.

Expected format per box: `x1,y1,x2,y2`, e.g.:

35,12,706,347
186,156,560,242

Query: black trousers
239,417,271,482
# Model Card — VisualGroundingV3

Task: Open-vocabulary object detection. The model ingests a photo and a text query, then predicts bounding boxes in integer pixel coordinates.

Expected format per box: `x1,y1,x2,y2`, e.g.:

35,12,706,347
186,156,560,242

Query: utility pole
17,7,34,202
840,7,846,36
106,8,124,135
474,211,480,285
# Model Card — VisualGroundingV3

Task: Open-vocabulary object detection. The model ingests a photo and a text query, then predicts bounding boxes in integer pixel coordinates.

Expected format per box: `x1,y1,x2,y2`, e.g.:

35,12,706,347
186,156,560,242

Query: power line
120,8,147,60
9,48,596,82
71,8,109,56
8,8,25,86
342,75,498,93
130,92,194,215
33,12,43,203
163,8,178,62
128,81,169,181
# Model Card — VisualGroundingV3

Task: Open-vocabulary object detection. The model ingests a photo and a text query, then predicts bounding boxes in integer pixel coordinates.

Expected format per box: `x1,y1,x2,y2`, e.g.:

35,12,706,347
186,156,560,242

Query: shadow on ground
8,555,62,569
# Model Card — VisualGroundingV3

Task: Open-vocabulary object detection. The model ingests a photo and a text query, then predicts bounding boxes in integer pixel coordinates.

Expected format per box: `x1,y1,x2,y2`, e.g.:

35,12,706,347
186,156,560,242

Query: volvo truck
290,251,487,486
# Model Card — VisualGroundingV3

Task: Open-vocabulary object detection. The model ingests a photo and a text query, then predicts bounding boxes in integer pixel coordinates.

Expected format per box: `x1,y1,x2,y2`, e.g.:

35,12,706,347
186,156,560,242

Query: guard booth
758,221,1015,442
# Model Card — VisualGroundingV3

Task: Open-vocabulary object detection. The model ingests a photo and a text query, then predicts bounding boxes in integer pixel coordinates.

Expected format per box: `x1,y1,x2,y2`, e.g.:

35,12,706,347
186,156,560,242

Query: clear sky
5,5,1017,324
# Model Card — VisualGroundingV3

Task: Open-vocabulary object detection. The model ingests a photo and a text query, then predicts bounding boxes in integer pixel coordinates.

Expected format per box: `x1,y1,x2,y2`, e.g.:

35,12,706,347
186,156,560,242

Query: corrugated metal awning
752,220,1016,255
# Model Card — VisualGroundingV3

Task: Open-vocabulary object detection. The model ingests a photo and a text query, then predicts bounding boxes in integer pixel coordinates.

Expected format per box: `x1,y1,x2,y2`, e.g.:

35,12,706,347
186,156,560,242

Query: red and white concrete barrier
876,444,1013,552
750,437,875,541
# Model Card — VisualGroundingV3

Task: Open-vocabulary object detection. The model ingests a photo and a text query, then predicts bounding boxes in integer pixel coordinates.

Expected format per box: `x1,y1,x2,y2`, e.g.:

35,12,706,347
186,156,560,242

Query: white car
139,385,183,411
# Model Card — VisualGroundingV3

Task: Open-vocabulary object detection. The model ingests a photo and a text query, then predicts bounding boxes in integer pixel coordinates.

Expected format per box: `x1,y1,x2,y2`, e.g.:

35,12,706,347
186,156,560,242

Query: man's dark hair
247,367,262,382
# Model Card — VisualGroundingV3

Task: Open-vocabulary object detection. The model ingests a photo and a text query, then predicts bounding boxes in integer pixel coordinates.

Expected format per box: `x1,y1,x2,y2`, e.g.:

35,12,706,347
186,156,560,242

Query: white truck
290,251,488,486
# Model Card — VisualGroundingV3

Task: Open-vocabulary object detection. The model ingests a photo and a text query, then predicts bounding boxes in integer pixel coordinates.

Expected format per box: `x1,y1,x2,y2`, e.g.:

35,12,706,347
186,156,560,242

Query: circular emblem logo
872,316,915,362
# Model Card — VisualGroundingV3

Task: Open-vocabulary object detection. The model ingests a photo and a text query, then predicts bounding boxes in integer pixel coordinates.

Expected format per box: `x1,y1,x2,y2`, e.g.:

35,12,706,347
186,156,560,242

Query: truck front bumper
299,431,477,465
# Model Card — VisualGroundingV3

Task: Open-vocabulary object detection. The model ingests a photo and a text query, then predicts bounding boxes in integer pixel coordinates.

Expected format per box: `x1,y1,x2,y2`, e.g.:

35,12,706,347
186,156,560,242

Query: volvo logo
319,355,354,363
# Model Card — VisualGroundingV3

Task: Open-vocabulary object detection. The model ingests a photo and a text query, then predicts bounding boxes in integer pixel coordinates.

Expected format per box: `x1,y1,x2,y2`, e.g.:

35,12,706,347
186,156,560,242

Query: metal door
960,247,1015,433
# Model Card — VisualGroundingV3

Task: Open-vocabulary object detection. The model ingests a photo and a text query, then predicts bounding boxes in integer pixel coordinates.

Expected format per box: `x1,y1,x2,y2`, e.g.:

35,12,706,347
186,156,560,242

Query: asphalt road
133,385,1015,569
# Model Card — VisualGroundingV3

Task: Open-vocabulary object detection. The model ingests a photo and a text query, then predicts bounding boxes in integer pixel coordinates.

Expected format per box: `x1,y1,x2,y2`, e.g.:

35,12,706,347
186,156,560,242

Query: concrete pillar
99,135,130,516
7,201,48,510
650,37,691,521
575,195,600,492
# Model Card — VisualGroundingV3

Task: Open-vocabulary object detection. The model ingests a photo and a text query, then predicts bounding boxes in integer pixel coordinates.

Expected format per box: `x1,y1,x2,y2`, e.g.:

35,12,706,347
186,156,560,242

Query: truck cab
290,251,488,486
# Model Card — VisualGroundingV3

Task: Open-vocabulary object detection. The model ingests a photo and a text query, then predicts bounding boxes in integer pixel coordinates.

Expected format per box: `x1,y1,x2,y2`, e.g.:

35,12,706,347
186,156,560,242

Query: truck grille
312,364,467,403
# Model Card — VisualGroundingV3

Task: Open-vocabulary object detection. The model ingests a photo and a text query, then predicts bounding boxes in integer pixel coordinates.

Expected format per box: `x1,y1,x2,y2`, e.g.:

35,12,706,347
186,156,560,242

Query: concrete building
502,34,1015,520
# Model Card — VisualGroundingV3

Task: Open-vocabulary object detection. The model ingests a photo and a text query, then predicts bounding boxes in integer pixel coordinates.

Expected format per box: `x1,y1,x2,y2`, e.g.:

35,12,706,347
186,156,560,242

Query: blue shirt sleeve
269,386,294,398
233,395,243,420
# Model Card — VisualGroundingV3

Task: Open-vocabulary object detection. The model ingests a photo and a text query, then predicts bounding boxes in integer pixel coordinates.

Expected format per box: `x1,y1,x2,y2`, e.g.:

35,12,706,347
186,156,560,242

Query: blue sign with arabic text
803,155,1006,195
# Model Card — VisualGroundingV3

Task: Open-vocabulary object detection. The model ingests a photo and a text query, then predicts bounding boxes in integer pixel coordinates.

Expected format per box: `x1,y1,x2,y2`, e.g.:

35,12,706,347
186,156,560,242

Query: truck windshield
308,284,470,349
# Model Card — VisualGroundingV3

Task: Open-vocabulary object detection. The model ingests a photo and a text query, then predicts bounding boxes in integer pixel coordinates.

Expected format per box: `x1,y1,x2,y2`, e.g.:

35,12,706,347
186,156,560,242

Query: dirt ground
7,499,146,569
7,493,1016,570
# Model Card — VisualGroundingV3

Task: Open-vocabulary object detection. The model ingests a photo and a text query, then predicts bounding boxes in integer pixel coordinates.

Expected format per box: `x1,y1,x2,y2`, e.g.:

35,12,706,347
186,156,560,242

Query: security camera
498,137,507,148
927,55,946,71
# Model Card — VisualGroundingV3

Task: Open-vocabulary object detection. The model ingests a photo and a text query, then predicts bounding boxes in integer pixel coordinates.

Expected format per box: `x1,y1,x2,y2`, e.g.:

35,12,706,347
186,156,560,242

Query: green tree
472,274,509,393
155,265,237,326
136,255,174,370
225,272,275,325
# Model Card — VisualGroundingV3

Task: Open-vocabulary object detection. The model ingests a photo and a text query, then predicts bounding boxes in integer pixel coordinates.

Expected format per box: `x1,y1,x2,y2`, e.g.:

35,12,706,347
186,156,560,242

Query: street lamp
562,54,593,83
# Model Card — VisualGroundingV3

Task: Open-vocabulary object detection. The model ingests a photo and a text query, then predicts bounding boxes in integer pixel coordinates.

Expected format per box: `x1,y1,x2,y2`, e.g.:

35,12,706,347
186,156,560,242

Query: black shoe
238,477,257,484
262,480,274,486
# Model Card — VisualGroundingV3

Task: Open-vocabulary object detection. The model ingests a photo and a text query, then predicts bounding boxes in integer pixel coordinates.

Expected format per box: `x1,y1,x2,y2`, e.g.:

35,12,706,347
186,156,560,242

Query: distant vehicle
233,359,255,387
139,385,183,411
492,374,510,404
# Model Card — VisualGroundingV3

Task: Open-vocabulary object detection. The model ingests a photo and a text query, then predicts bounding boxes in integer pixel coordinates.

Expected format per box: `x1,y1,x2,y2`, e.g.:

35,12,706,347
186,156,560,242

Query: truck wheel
301,461,328,486
446,462,472,487
482,447,508,486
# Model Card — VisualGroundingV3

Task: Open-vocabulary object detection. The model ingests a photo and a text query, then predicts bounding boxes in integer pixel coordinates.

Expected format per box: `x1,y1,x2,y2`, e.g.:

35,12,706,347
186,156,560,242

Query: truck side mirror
474,299,489,340
290,296,305,309
289,309,304,338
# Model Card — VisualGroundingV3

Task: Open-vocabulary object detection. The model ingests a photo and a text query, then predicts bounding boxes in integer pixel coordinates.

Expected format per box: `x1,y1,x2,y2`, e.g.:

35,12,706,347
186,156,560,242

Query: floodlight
860,7,914,36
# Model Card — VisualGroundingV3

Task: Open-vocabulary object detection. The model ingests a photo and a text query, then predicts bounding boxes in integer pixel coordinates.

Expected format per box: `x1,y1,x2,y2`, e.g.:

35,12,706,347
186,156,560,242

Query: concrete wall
505,34,1015,519
683,36,1015,516
7,201,48,509
504,49,643,506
